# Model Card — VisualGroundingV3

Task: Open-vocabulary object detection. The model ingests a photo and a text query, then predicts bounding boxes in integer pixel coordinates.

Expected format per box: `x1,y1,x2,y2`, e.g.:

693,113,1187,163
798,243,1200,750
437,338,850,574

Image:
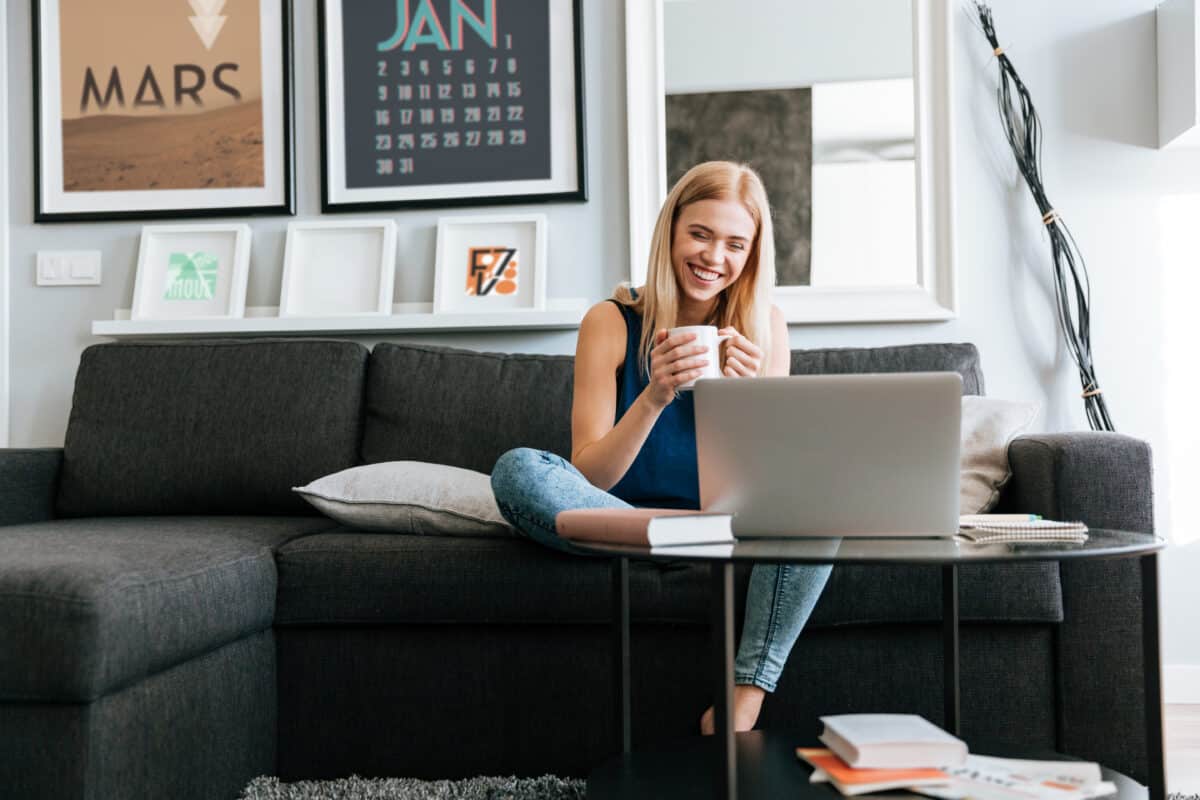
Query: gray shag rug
239,775,586,800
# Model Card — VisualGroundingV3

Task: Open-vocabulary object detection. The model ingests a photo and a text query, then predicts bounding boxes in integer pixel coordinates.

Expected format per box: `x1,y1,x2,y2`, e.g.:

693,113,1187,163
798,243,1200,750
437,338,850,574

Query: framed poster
433,214,547,313
279,219,397,317
33,0,295,223
131,224,252,320
318,0,587,212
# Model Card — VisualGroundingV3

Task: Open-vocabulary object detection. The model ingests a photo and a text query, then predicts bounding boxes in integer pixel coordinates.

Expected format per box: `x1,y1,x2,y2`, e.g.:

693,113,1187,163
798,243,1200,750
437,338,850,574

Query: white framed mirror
625,0,957,324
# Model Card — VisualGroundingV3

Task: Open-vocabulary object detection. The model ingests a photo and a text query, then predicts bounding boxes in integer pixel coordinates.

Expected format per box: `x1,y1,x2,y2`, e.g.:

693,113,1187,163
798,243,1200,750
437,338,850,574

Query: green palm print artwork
163,252,219,301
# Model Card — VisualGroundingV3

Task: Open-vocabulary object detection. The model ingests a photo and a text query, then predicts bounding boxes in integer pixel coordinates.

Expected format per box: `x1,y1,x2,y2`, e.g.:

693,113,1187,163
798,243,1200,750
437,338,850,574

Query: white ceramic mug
668,325,731,390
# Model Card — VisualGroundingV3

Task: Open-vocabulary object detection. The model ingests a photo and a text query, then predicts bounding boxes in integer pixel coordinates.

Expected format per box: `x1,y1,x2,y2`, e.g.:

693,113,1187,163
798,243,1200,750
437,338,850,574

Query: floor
1168,704,1200,794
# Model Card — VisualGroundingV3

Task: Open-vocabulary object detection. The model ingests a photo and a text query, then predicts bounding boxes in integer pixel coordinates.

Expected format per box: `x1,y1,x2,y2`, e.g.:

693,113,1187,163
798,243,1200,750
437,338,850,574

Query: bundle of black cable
972,1,1115,433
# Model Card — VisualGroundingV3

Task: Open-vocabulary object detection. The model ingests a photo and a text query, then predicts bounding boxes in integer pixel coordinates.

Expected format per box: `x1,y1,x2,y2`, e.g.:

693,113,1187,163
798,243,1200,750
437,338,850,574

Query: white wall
794,0,1200,675
5,1,1198,677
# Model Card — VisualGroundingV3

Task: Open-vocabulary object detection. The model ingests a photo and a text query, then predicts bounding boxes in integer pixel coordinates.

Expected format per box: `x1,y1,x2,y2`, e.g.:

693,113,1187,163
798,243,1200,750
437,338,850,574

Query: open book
917,754,1115,800
555,508,734,547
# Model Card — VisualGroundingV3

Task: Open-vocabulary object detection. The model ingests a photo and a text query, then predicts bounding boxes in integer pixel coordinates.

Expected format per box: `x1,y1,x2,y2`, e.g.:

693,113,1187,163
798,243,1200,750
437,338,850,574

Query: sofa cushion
790,343,985,395
57,339,368,517
960,396,1039,514
362,343,575,473
0,516,335,702
293,461,515,537
361,342,985,476
273,533,1062,627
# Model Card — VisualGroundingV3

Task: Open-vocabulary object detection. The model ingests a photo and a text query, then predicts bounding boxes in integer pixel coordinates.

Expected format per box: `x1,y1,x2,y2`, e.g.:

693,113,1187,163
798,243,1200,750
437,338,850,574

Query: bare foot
699,685,767,735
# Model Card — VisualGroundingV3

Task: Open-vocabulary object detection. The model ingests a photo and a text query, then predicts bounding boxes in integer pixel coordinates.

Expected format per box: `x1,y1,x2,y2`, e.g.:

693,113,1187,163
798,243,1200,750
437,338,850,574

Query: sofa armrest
0,448,62,526
1001,432,1154,784
1002,432,1153,531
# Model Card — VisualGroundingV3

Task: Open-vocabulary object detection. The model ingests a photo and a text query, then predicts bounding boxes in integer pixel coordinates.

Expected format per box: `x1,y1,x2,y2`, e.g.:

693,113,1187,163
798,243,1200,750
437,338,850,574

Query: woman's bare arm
570,302,664,490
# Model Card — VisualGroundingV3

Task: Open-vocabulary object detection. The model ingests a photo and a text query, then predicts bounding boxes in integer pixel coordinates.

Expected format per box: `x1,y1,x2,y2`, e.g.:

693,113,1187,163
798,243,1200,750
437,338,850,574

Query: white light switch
37,251,101,286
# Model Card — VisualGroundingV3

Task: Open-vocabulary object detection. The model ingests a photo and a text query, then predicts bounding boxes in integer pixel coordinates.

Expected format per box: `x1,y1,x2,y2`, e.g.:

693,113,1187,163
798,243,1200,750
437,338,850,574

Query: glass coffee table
571,530,1166,800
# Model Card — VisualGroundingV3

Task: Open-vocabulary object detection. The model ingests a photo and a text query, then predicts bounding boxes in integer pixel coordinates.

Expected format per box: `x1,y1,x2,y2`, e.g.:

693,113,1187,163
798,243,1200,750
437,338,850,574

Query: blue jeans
490,447,833,693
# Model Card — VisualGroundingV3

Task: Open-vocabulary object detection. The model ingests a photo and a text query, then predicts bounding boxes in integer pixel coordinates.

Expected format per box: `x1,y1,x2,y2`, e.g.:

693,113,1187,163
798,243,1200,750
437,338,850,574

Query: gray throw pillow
960,396,1040,514
293,461,515,537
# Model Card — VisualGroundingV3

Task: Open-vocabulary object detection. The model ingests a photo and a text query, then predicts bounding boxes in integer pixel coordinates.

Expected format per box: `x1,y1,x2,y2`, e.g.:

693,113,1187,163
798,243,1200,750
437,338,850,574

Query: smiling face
671,197,758,311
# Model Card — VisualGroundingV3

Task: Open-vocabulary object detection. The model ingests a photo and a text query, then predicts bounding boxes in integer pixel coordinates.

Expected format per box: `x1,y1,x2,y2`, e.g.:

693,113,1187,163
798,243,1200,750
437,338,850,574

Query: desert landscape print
62,103,264,191
57,0,265,192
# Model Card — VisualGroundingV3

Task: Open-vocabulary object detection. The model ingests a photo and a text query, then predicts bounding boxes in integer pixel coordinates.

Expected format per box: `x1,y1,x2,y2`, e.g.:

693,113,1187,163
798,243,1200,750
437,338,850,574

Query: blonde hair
613,161,776,377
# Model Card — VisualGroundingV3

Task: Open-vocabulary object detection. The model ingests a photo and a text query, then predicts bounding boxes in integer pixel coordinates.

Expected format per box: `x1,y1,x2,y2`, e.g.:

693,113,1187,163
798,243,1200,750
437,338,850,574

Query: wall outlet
36,251,102,286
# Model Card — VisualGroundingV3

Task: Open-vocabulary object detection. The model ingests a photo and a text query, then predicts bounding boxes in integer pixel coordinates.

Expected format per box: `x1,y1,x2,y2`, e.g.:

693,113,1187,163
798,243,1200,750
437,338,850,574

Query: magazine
914,753,1116,800
809,753,1117,800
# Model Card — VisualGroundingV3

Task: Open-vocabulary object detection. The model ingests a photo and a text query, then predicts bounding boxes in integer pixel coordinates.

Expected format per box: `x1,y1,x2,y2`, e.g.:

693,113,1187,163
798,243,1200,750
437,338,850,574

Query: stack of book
797,714,1117,800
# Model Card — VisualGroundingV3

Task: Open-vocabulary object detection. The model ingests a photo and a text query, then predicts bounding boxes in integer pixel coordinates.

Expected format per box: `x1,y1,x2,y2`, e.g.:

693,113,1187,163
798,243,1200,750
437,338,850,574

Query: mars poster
34,0,294,221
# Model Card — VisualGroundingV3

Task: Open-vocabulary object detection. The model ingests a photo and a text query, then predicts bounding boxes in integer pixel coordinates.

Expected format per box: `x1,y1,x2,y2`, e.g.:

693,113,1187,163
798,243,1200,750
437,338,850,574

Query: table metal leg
612,556,631,756
712,562,737,800
1141,554,1166,800
942,564,960,737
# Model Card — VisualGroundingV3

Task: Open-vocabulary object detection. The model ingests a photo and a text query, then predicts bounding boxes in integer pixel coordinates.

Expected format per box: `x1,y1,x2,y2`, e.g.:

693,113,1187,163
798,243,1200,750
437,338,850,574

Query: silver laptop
693,372,961,537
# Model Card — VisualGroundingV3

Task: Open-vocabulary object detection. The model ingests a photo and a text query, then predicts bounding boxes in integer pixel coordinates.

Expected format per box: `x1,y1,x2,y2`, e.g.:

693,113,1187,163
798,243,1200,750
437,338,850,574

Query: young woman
491,161,832,734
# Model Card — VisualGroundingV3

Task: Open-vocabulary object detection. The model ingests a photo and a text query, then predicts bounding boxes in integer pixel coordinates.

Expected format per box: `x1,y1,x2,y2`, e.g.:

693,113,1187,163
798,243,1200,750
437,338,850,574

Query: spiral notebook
957,519,1089,544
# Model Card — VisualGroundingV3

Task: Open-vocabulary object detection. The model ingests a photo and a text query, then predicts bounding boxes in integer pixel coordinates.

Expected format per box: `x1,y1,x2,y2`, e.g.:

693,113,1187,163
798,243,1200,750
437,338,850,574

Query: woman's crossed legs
490,447,832,731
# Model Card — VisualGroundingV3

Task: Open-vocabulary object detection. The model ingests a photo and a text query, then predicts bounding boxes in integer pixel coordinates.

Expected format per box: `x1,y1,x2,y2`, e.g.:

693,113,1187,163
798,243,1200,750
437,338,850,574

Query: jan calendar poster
319,0,587,211
32,0,295,222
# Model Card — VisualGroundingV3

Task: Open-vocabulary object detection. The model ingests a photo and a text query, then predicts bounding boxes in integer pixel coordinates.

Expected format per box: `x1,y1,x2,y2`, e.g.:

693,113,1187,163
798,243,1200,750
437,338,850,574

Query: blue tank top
605,296,700,510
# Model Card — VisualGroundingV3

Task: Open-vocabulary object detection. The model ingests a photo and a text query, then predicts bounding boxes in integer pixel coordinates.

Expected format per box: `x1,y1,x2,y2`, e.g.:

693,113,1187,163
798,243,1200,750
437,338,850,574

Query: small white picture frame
433,214,548,314
131,224,252,321
279,220,397,317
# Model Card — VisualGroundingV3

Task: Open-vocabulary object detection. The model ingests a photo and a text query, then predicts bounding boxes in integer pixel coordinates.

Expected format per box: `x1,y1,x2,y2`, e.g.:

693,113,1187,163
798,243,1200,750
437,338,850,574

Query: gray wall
7,1,1200,671
5,0,627,446
664,0,912,93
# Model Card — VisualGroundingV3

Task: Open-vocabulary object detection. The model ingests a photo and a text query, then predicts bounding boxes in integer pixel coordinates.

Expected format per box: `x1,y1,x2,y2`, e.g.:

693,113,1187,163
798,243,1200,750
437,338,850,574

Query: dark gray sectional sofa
0,339,1155,800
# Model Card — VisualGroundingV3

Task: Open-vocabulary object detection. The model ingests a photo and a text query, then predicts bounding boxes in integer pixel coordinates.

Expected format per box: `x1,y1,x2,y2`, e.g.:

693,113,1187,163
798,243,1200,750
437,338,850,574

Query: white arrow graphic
188,0,227,50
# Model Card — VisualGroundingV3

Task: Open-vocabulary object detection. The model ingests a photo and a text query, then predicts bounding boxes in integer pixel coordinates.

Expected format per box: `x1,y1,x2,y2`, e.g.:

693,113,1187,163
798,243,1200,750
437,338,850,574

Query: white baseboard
1165,665,1200,704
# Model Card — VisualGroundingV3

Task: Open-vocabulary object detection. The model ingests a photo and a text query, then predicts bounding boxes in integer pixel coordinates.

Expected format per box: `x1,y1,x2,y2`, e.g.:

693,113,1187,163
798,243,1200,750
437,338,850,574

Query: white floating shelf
93,299,589,339
1158,0,1200,148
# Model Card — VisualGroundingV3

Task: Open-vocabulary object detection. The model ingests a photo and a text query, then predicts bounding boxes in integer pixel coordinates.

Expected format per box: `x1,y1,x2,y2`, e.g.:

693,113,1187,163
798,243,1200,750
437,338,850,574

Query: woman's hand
718,327,764,377
645,329,710,409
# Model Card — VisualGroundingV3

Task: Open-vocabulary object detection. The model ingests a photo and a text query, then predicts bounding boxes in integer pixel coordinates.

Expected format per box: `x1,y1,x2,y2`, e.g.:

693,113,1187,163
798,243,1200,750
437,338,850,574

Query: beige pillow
293,461,515,537
960,396,1040,514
